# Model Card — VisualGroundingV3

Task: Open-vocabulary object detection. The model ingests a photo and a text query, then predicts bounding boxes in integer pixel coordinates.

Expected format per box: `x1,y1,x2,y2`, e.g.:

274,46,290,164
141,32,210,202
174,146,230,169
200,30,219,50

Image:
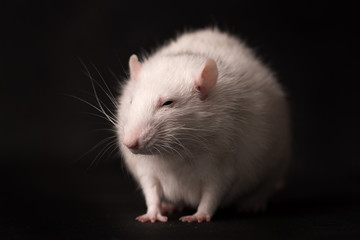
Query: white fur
116,28,291,222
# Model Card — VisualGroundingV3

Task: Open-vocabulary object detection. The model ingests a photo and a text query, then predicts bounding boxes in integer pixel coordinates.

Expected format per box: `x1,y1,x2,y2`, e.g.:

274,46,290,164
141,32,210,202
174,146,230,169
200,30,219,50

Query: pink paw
179,212,211,223
136,212,168,223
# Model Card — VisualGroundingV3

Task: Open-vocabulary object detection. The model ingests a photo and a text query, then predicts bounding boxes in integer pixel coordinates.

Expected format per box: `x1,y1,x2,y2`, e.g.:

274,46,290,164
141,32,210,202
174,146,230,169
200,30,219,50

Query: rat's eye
161,100,174,107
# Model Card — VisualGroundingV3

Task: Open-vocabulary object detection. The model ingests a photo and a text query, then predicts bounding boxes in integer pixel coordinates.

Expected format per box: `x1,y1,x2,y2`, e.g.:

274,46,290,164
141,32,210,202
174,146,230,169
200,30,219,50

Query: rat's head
118,54,218,156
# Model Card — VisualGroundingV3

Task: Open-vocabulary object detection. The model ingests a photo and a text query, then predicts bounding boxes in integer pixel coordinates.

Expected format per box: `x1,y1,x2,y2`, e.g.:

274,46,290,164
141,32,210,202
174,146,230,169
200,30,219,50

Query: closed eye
161,100,174,107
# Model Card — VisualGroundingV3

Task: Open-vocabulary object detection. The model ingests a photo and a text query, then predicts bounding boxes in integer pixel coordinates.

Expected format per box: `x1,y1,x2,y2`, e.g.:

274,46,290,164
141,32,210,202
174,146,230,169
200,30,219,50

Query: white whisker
78,58,118,126
91,128,118,134
169,135,193,158
78,90,119,122
87,139,118,170
91,63,118,108
108,68,123,85
80,112,117,124
65,94,118,125
76,135,117,163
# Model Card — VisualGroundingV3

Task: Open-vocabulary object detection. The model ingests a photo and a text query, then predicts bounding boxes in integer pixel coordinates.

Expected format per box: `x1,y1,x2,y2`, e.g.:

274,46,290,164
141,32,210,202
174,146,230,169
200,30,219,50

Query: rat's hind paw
179,212,211,223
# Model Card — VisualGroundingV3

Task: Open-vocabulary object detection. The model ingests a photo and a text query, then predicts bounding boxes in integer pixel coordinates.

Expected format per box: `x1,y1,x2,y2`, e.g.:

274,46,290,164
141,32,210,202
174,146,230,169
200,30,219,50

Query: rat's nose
123,138,139,150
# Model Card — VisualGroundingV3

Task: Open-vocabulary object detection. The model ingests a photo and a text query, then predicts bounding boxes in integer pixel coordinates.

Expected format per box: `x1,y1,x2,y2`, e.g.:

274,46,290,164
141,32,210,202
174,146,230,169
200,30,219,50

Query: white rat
116,28,291,223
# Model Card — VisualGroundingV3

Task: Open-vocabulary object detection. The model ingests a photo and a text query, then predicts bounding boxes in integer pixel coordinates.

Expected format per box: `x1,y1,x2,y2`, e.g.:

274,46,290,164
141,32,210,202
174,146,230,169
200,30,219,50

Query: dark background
1,0,359,239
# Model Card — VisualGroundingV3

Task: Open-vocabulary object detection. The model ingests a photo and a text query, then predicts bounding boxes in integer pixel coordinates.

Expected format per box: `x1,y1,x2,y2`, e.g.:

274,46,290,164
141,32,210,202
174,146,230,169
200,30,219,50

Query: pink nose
123,138,139,150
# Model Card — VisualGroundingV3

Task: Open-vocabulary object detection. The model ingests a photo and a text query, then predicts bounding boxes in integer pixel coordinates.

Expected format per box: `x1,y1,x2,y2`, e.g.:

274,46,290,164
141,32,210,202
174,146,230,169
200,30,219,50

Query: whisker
79,112,116,123
108,68,123,86
169,135,193,158
76,135,117,163
91,128,118,134
77,91,119,122
157,144,171,155
107,143,120,158
78,58,117,126
65,94,118,125
97,98,118,121
153,146,163,157
87,139,118,170
91,63,118,108
114,53,129,80
120,61,130,80
161,140,184,160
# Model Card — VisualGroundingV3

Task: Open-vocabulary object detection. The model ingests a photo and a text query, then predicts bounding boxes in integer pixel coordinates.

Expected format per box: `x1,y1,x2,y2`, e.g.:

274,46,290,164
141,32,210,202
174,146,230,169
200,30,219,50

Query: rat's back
155,28,253,66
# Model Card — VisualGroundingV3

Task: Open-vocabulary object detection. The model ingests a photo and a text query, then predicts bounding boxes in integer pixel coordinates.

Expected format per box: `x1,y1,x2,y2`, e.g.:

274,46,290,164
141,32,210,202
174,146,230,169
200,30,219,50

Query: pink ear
194,59,218,100
129,54,142,80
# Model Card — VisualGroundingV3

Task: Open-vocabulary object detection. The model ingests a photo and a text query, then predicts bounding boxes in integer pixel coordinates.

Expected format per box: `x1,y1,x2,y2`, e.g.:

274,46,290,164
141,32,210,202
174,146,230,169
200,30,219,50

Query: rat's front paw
179,212,211,223
136,212,168,223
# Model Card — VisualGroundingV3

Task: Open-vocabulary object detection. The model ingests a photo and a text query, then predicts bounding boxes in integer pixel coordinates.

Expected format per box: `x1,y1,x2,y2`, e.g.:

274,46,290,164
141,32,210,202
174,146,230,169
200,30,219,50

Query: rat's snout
123,124,150,152
123,132,140,150
123,137,139,150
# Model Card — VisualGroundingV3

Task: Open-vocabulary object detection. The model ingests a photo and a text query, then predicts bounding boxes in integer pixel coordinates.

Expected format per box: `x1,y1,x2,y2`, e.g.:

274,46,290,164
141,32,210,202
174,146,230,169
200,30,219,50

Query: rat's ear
129,54,142,80
194,58,218,100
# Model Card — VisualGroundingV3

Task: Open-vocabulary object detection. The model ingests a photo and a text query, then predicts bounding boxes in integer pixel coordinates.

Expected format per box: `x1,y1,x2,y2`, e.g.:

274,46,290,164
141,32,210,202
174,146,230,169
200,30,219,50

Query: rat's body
116,28,291,222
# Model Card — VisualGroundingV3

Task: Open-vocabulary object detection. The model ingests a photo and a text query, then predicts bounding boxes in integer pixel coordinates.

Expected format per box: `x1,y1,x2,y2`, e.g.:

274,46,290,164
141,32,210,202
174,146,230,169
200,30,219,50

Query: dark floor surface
1,156,360,240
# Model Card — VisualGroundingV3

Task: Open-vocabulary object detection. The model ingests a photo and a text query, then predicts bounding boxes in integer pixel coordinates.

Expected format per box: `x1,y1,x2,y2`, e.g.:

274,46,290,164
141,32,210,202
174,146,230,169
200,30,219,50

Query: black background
1,0,359,239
